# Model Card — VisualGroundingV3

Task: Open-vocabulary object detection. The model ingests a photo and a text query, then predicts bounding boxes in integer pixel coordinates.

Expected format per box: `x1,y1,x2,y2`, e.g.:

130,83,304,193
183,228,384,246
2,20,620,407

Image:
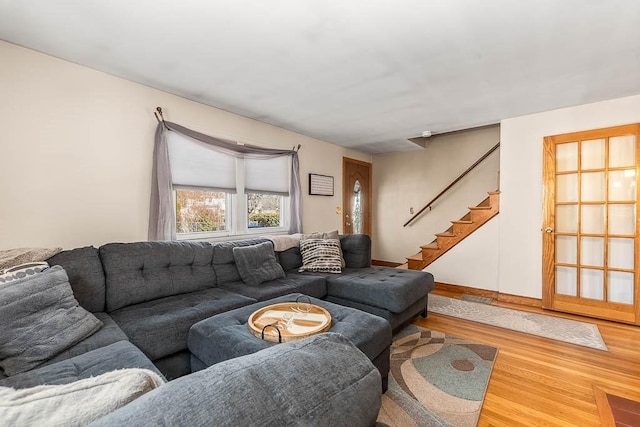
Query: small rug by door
377,325,497,427
428,294,608,351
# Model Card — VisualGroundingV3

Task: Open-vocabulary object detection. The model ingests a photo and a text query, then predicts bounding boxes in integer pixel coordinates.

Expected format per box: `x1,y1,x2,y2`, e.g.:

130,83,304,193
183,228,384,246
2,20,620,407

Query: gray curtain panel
149,121,302,240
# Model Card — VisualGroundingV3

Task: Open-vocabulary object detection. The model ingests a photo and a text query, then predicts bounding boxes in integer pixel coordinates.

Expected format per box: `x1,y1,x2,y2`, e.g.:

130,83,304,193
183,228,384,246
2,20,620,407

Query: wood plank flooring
413,289,640,426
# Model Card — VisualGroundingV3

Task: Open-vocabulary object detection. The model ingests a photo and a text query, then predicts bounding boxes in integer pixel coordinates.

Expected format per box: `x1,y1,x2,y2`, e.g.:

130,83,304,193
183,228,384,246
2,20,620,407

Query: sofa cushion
47,246,106,313
232,241,285,286
42,312,129,367
212,238,270,285
0,266,103,376
0,368,163,426
218,273,327,301
94,333,382,427
298,238,343,273
0,341,162,389
109,288,255,360
276,246,303,272
339,234,372,268
100,241,217,312
326,267,434,313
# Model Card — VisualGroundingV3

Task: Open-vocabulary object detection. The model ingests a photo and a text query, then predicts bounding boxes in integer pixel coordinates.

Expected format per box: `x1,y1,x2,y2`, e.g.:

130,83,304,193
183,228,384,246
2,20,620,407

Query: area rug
377,325,497,427
428,294,608,351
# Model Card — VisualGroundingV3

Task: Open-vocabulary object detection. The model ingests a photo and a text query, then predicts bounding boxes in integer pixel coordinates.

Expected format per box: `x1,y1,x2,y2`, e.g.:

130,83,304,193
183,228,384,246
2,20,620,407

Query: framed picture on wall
309,173,334,196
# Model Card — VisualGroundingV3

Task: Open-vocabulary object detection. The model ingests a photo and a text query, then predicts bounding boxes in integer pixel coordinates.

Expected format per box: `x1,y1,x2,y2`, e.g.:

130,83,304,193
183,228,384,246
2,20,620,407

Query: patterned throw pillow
0,262,49,284
301,230,346,267
298,239,342,274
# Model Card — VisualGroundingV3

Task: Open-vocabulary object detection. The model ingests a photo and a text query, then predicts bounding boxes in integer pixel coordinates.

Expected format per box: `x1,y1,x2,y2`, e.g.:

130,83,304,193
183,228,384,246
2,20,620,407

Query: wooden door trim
542,136,556,309
342,157,372,235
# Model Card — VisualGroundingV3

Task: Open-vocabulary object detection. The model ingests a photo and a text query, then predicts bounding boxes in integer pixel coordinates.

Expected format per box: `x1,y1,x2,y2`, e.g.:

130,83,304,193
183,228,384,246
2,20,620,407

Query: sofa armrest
90,333,382,427
340,234,372,268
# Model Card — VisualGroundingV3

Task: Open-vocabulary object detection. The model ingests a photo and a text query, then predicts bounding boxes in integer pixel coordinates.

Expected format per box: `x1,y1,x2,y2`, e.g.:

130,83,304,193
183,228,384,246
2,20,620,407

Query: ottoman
324,267,434,330
188,294,392,391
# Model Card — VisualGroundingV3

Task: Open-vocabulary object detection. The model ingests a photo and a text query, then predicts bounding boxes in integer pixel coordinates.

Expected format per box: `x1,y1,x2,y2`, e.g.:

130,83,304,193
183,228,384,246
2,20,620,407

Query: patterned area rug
428,295,608,351
377,325,498,427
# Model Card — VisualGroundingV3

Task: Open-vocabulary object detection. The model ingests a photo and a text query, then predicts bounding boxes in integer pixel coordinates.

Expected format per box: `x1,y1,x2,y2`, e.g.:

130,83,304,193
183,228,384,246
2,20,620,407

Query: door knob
346,222,351,226
545,227,553,233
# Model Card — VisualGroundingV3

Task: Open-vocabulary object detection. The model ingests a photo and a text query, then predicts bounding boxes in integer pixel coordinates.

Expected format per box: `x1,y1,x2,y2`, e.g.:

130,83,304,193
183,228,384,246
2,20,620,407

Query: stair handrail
403,142,500,227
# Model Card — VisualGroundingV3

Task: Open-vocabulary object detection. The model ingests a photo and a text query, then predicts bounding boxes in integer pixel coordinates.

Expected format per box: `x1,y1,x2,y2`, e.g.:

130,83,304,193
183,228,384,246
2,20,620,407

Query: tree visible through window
247,194,282,228
176,189,227,233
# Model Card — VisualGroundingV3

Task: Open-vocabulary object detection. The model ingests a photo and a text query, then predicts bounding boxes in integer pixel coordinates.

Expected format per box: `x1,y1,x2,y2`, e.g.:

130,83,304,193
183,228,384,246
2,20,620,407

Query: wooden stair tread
435,232,455,237
451,220,473,225
487,191,501,195
396,263,409,269
468,206,491,210
407,254,423,261
420,242,439,250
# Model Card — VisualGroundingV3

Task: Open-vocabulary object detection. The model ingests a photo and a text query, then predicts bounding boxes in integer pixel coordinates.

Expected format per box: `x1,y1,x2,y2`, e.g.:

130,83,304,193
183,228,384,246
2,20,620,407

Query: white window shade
245,156,290,195
167,131,236,193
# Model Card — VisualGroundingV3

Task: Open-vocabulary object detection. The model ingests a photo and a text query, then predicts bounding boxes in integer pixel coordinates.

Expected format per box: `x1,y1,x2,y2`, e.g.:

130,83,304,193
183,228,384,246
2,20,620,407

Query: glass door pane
609,135,636,168
608,271,634,304
557,142,578,172
581,139,605,169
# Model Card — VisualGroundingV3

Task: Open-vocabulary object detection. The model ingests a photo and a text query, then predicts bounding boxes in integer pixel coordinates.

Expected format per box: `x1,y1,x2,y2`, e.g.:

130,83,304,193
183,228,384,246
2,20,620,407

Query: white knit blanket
0,368,164,426
265,233,302,251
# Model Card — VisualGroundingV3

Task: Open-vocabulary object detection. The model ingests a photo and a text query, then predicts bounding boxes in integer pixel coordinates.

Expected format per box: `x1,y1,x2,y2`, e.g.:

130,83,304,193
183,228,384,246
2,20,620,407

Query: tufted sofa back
100,241,217,312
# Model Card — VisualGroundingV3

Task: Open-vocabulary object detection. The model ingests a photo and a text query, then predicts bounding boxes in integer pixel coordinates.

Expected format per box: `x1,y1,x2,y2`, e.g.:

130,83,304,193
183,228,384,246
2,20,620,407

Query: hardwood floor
413,289,640,426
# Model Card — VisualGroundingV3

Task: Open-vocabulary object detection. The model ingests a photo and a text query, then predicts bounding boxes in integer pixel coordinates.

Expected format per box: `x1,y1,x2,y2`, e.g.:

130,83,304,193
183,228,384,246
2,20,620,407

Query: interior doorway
342,157,372,235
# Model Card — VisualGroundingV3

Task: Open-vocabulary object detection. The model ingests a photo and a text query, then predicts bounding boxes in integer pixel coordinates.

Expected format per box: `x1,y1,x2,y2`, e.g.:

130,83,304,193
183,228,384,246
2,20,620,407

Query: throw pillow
298,238,342,274
0,266,103,376
302,230,346,267
0,262,49,284
232,241,285,286
0,368,164,426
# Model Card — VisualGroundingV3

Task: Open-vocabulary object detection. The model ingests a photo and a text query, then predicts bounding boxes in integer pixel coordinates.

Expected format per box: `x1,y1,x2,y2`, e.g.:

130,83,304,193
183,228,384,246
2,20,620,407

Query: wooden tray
248,302,332,343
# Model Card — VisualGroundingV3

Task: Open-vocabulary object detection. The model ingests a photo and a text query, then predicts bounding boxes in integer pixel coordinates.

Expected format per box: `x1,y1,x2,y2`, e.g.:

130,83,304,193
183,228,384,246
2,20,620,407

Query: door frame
342,157,372,235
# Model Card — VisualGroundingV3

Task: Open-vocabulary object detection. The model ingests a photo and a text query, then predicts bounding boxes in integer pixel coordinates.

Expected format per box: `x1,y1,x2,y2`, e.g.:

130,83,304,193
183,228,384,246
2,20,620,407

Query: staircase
404,191,500,270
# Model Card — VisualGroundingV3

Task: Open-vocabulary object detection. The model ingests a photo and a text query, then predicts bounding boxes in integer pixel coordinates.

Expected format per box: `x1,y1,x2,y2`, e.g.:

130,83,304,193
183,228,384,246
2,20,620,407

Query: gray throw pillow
0,266,103,376
232,242,285,286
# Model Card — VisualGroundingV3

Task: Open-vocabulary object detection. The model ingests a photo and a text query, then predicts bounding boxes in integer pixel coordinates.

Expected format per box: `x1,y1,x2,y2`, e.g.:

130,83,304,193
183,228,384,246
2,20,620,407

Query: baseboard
372,259,403,267
434,282,542,308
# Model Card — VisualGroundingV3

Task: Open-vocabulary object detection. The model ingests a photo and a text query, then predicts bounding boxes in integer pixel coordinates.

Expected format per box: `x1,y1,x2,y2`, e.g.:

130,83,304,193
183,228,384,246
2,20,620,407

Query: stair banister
403,142,500,227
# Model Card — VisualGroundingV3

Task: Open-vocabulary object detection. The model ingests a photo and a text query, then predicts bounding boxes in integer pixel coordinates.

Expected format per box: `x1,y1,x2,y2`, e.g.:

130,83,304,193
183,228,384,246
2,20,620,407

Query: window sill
177,228,290,243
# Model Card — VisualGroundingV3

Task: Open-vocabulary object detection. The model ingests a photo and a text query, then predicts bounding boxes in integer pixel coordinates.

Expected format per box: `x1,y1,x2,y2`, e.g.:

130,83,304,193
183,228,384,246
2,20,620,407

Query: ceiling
1,1,640,154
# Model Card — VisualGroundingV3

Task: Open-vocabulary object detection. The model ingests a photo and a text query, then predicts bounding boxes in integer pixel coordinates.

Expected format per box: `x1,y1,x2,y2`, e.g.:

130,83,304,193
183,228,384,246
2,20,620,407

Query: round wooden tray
248,302,332,343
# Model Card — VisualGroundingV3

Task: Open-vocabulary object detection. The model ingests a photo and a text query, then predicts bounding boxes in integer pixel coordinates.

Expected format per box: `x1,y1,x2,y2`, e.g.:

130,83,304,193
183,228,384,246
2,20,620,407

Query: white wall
499,94,640,298
372,126,500,263
425,216,499,290
0,41,370,250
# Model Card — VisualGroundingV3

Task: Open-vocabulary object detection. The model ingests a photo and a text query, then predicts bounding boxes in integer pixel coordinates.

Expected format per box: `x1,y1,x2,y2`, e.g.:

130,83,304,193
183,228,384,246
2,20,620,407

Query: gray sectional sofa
0,234,434,424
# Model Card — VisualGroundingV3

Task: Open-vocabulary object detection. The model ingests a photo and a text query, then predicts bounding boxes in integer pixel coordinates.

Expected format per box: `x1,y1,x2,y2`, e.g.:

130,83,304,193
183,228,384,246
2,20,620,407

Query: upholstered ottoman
324,267,434,330
188,294,392,391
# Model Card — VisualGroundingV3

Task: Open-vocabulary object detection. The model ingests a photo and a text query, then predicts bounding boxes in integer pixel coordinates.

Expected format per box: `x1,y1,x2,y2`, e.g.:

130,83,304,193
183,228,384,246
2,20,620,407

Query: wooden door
542,123,640,324
342,157,372,235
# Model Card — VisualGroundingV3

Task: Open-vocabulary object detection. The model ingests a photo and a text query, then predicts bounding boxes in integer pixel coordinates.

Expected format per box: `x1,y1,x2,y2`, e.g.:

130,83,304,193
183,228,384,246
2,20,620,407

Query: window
150,121,301,241
176,189,228,233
